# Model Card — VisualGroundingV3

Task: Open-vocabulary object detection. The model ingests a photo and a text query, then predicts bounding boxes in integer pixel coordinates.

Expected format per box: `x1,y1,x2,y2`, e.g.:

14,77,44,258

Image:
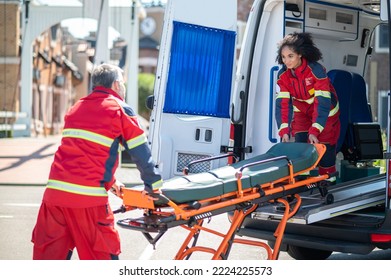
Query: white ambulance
146,0,391,259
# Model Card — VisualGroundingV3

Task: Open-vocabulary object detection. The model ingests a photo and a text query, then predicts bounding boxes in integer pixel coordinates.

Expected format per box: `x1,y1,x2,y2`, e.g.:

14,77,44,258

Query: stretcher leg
212,204,258,260
173,205,257,260
172,195,301,260
174,220,204,260
272,194,301,259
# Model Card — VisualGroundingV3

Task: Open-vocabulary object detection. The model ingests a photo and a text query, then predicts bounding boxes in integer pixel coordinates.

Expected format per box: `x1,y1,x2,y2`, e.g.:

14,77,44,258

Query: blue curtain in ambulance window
163,21,236,118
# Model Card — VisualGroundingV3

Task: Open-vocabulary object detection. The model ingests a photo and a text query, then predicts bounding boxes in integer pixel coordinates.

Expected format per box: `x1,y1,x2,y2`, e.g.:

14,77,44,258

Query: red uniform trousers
292,111,340,176
32,202,121,260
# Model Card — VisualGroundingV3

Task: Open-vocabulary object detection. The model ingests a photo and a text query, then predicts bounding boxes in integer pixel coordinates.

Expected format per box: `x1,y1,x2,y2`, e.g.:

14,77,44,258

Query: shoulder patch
308,62,327,79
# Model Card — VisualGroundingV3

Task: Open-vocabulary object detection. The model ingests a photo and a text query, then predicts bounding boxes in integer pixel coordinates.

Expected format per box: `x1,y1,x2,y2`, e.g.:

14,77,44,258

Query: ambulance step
252,174,386,224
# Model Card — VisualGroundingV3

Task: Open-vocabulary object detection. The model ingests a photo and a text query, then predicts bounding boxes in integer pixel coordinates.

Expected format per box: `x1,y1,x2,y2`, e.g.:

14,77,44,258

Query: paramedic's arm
125,141,162,193
309,68,332,141
120,109,163,193
275,79,291,142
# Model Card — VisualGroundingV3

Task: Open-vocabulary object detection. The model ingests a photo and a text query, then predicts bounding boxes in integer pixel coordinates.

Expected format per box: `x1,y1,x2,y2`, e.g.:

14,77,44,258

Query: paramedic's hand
141,190,160,201
281,134,290,142
110,180,124,197
308,134,319,144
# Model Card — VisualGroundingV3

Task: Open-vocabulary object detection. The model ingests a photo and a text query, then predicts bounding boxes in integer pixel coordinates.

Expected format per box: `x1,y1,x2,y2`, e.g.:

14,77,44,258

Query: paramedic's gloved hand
143,184,153,193
308,134,319,144
142,184,160,201
281,134,290,142
110,180,124,197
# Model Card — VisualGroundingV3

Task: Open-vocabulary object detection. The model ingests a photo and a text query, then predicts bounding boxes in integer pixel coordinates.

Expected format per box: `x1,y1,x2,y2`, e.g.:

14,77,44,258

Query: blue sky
34,0,166,6
58,0,166,46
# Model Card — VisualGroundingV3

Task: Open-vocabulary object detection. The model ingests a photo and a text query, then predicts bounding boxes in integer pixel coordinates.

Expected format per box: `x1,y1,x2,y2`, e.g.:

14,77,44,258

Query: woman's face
281,46,302,70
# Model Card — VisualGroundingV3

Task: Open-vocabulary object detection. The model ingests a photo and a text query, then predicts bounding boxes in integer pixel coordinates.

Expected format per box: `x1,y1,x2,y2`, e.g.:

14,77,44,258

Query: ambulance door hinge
383,152,391,159
220,145,252,154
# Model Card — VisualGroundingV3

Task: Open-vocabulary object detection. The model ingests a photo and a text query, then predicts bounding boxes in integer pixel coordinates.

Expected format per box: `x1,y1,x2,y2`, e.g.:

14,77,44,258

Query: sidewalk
0,135,143,187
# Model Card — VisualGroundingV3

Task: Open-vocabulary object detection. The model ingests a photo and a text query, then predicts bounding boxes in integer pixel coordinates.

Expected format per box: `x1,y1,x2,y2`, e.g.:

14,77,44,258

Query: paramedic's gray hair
91,63,123,89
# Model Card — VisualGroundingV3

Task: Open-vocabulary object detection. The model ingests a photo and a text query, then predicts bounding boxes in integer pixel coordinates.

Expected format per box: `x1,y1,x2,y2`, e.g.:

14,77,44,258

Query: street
0,185,272,260
1,185,390,261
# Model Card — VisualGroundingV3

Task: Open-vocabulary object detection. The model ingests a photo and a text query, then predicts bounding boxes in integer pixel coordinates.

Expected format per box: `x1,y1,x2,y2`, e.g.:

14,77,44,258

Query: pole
125,0,139,113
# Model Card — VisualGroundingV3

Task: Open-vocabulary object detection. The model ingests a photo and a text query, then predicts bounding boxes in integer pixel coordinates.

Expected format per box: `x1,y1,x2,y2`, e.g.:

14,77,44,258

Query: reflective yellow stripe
276,91,290,99
63,128,114,148
47,179,108,197
315,90,331,98
294,97,314,104
152,179,163,190
312,123,324,132
329,102,339,117
278,123,289,132
126,133,147,149
293,105,300,112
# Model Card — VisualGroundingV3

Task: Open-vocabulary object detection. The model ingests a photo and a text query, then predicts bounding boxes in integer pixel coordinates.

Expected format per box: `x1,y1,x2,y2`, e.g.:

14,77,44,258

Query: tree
138,73,155,120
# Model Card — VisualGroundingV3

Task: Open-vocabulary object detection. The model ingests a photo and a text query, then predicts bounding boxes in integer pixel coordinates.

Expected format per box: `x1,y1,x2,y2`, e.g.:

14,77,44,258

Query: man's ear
112,80,119,91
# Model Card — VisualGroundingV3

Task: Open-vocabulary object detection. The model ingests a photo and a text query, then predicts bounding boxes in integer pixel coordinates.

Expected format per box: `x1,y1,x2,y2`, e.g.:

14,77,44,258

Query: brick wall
0,3,20,57
0,2,20,116
237,0,254,22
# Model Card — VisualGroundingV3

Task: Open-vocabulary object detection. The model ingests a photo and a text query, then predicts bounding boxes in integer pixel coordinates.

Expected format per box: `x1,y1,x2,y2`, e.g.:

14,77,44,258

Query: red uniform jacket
43,87,162,208
275,58,340,144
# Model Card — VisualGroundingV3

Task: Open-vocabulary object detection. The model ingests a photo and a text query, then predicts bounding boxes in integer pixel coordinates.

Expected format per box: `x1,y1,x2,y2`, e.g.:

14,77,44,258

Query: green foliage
372,129,387,173
138,73,155,120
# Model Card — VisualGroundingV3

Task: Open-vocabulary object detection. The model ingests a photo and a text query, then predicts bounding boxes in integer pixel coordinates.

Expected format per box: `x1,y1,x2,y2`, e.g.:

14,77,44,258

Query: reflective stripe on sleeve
315,90,331,98
329,102,339,117
126,133,147,150
152,179,163,190
276,91,290,99
312,123,324,132
47,179,108,197
278,123,289,132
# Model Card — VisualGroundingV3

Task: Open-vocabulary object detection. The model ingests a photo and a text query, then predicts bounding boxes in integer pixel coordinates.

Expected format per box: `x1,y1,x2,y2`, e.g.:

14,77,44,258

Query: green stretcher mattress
159,142,321,204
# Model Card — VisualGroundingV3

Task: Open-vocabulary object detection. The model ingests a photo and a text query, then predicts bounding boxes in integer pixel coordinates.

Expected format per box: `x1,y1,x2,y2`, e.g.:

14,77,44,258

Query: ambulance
145,0,391,259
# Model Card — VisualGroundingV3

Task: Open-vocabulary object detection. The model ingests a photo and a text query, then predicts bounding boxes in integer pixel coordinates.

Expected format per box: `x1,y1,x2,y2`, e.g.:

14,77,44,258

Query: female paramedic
275,32,340,183
31,63,162,260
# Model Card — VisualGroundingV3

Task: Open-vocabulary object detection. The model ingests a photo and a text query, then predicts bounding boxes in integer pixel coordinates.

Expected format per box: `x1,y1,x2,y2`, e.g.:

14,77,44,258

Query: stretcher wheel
318,181,329,197
325,193,334,205
227,211,234,223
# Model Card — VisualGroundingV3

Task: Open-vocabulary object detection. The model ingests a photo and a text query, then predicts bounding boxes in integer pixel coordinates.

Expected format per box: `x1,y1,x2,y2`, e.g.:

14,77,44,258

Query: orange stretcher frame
116,143,330,260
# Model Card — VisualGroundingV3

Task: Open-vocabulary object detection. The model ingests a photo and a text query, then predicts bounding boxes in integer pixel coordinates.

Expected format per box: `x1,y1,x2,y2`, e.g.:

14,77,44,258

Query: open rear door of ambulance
148,0,237,179
381,0,391,208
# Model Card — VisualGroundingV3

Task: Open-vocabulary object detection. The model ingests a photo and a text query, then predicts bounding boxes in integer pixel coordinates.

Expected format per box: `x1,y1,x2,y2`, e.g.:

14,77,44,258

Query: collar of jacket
92,86,123,101
293,57,308,77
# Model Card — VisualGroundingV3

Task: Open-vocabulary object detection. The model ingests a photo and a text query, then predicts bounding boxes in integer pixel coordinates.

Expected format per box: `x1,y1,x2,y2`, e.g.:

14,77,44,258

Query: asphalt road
1,186,390,261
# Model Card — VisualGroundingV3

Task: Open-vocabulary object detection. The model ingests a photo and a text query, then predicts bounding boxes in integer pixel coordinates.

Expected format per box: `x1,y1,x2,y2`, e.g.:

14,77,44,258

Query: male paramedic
31,63,162,260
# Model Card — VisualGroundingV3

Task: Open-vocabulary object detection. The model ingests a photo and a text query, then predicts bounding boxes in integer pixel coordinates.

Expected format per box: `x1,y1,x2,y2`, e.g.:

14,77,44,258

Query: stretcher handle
183,153,239,175
236,155,291,178
148,192,171,204
113,205,127,214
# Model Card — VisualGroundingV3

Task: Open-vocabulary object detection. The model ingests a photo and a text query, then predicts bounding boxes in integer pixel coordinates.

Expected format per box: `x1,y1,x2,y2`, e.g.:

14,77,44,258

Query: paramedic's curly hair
276,32,323,64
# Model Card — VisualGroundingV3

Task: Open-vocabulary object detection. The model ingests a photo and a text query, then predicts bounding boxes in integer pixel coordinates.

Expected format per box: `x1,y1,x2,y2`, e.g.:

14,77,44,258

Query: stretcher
115,142,333,260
